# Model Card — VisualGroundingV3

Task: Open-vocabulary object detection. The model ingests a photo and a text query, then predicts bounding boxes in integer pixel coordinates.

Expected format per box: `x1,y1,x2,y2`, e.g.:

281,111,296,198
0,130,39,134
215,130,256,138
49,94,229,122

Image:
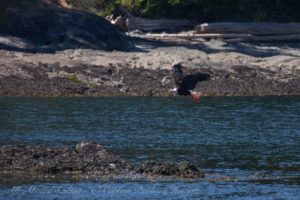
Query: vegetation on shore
70,0,300,22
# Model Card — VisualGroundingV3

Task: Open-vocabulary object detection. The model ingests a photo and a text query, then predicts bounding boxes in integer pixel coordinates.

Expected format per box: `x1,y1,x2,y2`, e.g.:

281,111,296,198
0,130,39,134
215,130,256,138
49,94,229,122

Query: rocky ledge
0,141,204,179
0,42,299,97
0,0,132,52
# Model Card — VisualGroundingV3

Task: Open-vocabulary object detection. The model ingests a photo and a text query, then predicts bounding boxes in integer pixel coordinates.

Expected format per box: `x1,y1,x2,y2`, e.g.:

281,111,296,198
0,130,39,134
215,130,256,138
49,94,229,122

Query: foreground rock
0,141,204,179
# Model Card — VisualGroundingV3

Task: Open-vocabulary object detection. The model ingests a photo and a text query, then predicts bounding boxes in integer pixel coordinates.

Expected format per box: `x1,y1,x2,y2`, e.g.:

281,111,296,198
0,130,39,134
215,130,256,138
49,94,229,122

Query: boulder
135,160,204,178
0,0,132,52
0,141,204,179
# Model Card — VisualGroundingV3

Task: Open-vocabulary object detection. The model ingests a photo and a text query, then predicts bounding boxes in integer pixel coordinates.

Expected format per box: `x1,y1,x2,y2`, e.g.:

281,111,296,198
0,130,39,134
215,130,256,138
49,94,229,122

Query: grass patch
86,83,102,89
67,75,81,83
67,74,103,89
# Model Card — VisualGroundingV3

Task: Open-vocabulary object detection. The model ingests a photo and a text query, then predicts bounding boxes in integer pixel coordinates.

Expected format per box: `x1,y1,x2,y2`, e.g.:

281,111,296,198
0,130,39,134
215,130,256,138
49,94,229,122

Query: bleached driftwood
127,32,300,45
108,9,300,42
126,17,193,32
107,7,195,32
195,22,300,36
149,33,300,40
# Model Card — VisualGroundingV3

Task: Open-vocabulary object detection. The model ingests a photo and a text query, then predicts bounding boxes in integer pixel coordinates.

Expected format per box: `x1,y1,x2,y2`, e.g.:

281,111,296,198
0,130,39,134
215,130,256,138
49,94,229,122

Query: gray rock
0,141,204,179
0,0,133,52
135,160,204,178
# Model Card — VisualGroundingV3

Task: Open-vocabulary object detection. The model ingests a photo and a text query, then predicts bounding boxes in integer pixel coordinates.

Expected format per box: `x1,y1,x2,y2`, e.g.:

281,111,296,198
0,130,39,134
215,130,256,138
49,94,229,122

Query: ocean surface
0,96,299,199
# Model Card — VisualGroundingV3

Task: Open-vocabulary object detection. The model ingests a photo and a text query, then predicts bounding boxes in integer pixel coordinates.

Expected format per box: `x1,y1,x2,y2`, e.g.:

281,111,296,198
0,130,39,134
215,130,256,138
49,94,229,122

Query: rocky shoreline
1,0,299,97
0,141,204,180
1,38,300,97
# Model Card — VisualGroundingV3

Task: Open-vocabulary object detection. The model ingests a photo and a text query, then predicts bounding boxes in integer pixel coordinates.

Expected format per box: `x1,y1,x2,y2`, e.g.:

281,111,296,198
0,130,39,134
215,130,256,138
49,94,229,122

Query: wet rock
0,141,203,179
0,34,299,96
1,60,299,96
135,160,204,178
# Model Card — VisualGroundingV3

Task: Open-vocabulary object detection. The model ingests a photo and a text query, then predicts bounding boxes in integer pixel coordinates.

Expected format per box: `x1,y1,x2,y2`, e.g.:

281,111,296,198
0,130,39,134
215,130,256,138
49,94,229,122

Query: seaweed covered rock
135,161,204,178
0,141,133,176
0,141,204,179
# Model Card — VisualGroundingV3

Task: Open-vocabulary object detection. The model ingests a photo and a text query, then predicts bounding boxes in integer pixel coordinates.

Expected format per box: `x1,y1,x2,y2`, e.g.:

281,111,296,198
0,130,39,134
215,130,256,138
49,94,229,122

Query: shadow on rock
0,0,133,53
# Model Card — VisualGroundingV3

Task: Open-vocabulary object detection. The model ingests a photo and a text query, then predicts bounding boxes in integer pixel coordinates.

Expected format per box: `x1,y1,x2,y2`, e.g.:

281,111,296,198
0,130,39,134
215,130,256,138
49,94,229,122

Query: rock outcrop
0,141,204,179
0,44,299,97
0,0,132,52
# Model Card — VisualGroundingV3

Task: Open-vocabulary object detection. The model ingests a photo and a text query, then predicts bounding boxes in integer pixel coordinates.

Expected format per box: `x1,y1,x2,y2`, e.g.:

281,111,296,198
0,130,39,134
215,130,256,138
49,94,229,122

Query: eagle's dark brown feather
170,63,210,96
170,63,184,89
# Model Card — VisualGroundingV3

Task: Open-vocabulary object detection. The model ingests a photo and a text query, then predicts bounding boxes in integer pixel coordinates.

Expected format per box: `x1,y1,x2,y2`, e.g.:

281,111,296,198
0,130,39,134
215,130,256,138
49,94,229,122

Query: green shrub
78,0,300,22
69,0,95,12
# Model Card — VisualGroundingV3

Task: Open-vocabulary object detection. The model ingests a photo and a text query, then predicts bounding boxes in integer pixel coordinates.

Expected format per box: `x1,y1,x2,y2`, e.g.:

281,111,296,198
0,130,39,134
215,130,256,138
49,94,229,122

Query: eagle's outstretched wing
170,64,184,89
180,73,211,91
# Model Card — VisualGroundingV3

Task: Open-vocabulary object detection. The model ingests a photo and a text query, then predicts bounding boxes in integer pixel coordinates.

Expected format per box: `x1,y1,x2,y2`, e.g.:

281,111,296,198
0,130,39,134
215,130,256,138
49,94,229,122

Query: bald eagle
169,63,210,102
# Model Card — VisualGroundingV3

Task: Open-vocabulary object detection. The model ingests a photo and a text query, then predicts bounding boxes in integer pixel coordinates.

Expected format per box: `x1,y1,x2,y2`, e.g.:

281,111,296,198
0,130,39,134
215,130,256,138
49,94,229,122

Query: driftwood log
146,33,300,41
107,8,300,42
107,7,195,32
127,31,300,45
126,17,194,32
196,22,300,36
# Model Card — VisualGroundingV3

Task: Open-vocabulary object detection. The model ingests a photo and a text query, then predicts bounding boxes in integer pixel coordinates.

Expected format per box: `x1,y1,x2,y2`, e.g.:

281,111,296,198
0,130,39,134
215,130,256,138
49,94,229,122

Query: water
0,96,299,199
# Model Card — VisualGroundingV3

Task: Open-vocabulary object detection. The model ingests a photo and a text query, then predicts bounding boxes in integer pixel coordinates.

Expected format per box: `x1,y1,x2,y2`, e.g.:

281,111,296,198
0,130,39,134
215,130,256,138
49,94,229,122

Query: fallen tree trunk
127,32,300,44
195,22,300,35
107,7,195,32
149,33,300,41
126,17,194,32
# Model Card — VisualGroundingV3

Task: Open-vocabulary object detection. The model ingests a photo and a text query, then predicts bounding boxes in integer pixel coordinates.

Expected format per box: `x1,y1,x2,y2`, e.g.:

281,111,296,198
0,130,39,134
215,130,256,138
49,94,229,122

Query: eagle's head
172,63,183,73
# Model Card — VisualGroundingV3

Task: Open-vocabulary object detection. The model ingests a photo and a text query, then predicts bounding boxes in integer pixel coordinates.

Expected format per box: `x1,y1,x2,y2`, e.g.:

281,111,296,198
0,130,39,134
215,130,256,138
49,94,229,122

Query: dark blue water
0,96,299,199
